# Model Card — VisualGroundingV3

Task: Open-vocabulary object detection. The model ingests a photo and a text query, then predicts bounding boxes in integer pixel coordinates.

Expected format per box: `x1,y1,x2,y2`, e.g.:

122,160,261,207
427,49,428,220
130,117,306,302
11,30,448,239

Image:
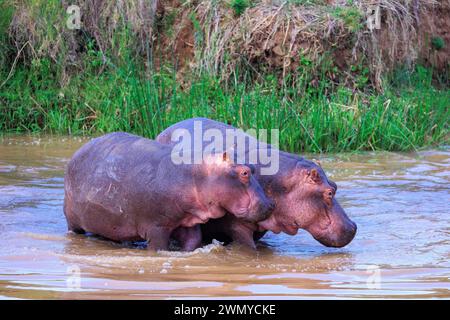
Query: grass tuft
230,0,251,16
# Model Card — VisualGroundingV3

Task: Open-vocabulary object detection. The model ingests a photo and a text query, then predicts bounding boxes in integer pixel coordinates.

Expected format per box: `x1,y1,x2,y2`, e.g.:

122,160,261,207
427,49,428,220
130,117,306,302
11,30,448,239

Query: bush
431,37,445,51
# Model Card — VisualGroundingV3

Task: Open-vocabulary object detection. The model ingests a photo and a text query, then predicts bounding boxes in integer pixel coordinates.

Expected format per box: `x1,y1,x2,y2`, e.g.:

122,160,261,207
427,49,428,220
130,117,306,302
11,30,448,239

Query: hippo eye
325,188,335,198
324,188,335,205
237,167,251,183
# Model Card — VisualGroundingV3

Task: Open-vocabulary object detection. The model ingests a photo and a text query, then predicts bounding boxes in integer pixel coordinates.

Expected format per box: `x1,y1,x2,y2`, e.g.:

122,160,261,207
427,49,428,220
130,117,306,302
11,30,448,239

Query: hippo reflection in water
157,118,357,249
63,132,274,251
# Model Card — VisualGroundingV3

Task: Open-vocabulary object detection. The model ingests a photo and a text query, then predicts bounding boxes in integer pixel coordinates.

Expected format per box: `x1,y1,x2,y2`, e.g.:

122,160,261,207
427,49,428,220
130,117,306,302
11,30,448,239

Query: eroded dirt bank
5,1,450,89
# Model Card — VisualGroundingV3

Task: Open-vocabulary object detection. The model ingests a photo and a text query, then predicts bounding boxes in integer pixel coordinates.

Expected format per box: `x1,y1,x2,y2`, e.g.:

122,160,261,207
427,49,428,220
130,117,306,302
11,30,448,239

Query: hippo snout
336,220,357,247
246,197,275,223
317,220,357,248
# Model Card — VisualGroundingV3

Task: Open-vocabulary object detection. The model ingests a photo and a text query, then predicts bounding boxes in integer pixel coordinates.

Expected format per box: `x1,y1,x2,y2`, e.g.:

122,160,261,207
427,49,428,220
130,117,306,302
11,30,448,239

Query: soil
154,0,449,80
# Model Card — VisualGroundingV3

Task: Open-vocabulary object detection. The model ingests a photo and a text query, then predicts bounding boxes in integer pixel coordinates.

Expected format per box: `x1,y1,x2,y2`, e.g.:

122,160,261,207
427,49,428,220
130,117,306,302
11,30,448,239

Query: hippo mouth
297,211,332,233
284,221,301,235
313,224,357,248
299,215,356,248
257,216,300,235
276,220,300,236
290,215,332,237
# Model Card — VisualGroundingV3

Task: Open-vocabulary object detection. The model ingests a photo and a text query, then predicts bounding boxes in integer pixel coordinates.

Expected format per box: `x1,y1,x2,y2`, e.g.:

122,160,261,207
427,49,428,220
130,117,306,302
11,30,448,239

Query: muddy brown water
0,135,448,299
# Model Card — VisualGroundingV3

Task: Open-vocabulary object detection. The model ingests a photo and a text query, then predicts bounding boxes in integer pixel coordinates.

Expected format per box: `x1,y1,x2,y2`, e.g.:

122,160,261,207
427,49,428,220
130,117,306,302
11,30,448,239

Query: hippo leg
64,198,85,234
65,214,85,234
141,226,171,251
230,224,257,250
172,226,202,251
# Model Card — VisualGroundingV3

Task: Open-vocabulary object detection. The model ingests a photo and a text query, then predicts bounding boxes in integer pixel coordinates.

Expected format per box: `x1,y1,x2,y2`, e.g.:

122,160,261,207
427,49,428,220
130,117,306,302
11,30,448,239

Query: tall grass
0,56,448,153
0,1,448,152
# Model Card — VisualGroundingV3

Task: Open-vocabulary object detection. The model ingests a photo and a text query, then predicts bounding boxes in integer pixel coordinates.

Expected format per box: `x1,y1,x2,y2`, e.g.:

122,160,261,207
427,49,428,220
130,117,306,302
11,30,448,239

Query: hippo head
258,160,357,247
201,153,274,223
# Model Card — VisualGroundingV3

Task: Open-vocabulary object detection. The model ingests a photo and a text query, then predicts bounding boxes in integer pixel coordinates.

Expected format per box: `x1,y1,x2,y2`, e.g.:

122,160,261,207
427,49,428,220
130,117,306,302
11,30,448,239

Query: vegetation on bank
0,0,449,153
1,59,448,153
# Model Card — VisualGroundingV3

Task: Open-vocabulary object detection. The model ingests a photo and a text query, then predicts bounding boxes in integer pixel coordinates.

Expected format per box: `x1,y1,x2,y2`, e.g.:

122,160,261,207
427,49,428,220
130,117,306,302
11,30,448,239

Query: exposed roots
4,0,449,90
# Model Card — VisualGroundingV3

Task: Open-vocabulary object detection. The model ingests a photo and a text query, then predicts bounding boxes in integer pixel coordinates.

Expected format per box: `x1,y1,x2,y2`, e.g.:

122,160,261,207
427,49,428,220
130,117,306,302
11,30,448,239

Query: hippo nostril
351,221,357,235
348,220,357,232
343,221,357,245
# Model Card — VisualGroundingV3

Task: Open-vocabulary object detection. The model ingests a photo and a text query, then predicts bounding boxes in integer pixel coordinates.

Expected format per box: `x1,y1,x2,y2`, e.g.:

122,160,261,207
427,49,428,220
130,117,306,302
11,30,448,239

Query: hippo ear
310,168,321,183
222,151,230,162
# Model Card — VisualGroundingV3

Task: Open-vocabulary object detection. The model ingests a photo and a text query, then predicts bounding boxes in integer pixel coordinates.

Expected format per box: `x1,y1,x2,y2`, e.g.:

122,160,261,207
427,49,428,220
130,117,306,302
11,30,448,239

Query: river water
0,135,448,299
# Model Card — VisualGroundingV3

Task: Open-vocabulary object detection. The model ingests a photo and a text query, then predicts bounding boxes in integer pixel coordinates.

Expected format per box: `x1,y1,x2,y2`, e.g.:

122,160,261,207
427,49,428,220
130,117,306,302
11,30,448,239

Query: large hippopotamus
157,118,357,249
64,132,274,251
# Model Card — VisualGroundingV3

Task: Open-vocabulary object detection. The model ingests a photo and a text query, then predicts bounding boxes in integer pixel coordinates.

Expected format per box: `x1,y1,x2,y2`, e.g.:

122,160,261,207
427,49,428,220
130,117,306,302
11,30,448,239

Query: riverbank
0,0,449,152
1,63,449,153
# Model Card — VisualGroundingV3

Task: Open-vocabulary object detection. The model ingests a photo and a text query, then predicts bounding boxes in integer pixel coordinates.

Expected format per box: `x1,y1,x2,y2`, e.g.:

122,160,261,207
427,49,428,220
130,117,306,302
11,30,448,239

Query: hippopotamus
156,118,357,249
63,132,274,251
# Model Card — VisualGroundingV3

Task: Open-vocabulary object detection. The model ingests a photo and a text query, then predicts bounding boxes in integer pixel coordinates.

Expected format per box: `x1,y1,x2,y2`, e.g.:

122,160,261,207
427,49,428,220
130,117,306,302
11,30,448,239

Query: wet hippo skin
64,132,274,251
157,118,357,249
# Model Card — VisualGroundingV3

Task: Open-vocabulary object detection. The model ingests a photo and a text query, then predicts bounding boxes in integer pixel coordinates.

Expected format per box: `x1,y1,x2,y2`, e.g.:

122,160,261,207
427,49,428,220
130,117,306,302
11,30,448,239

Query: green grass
330,5,363,33
0,1,14,68
0,57,448,153
431,36,445,51
230,0,251,16
0,0,448,152
287,0,328,5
